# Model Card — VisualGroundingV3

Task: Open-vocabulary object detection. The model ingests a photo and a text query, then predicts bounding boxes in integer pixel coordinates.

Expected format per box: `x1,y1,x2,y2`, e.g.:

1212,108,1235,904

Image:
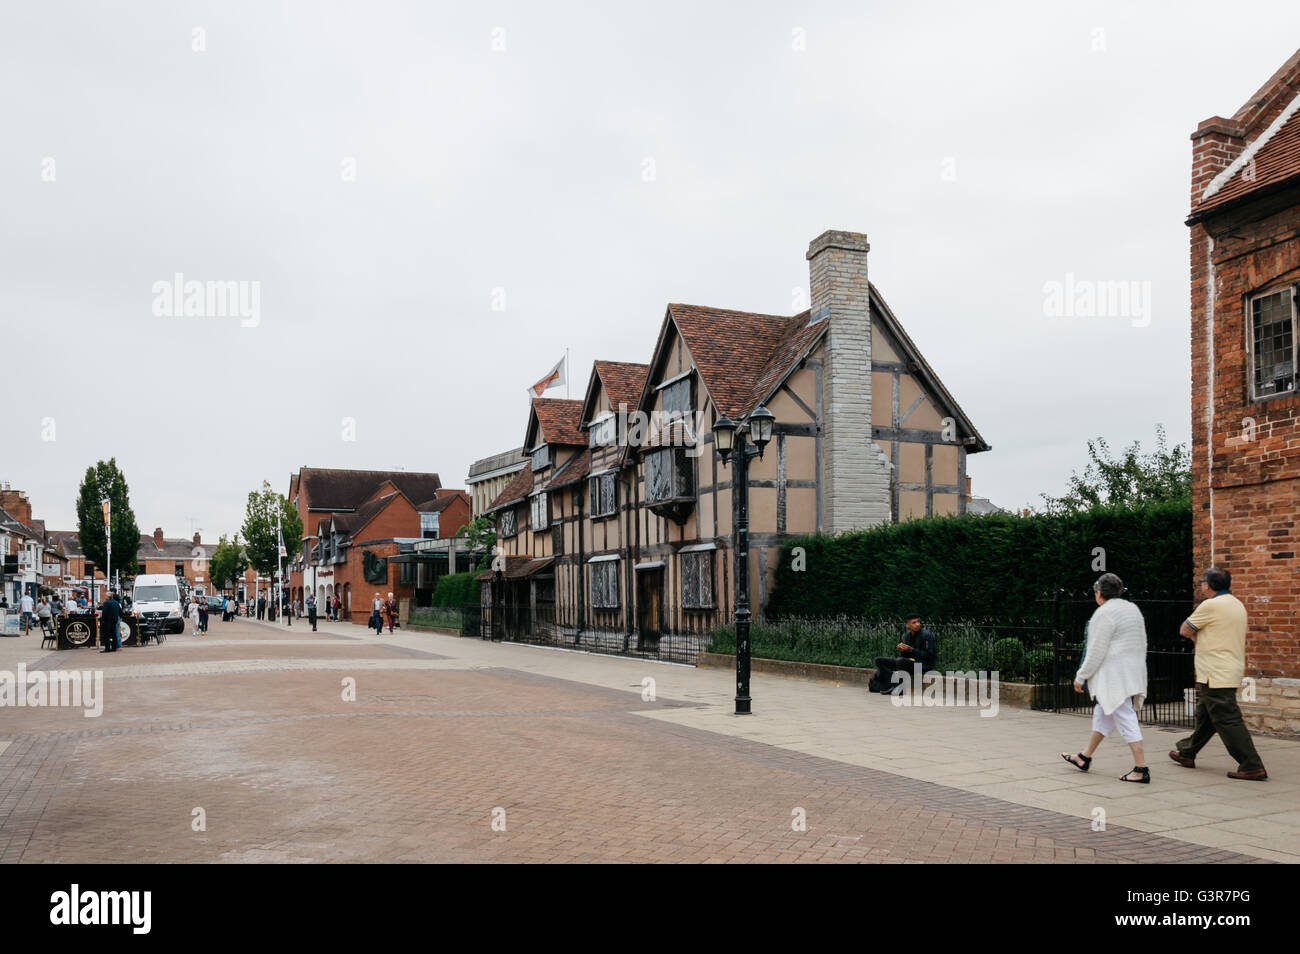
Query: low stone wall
697,652,1043,709
401,623,461,636
1243,677,1300,734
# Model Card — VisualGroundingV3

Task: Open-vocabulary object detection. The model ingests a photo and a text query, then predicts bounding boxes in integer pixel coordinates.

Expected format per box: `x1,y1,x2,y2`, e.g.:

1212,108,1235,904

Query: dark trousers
1176,684,1265,772
308,609,317,631
872,657,919,691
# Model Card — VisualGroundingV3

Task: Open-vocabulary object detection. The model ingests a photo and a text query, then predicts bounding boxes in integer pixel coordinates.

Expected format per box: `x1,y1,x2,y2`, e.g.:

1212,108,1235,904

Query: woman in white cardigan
1061,573,1150,782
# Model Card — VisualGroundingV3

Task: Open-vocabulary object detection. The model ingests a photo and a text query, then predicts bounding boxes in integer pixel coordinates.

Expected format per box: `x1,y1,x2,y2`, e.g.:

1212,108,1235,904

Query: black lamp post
713,404,775,715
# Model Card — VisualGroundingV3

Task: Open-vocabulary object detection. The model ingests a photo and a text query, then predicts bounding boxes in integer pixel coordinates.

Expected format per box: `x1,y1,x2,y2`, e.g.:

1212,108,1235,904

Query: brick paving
0,621,1272,863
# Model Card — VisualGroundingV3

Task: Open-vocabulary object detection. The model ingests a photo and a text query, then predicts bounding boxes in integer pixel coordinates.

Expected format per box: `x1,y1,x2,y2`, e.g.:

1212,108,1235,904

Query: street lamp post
712,405,775,716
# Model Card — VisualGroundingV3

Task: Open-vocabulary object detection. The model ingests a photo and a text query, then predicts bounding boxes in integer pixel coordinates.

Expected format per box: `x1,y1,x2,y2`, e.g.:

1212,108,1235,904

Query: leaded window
1251,287,1297,399
591,560,619,609
589,472,617,517
589,414,617,447
498,508,517,538
682,551,714,609
644,447,693,503
530,444,551,471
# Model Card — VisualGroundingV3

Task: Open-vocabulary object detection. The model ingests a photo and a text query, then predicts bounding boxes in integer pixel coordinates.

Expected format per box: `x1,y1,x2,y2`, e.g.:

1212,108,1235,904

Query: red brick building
1188,47,1300,732
284,468,471,617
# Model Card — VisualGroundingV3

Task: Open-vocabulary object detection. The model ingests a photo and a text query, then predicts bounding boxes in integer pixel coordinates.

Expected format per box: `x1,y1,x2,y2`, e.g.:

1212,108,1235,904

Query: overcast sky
4,1,1298,541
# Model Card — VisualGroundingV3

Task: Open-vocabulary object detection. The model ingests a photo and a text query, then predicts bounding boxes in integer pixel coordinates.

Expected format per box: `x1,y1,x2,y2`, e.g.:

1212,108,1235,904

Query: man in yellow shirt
1169,567,1267,780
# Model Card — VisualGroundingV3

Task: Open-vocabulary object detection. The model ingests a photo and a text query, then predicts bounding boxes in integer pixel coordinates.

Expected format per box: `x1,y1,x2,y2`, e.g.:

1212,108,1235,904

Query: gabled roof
525,399,585,449
484,463,534,515
544,448,592,491
414,490,470,514
296,468,442,513
332,491,403,541
138,535,211,560
637,287,988,454
581,361,650,425
1191,47,1300,219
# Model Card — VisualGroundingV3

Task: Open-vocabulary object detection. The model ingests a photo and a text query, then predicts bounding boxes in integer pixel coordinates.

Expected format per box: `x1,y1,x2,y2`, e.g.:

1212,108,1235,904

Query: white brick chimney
806,230,892,532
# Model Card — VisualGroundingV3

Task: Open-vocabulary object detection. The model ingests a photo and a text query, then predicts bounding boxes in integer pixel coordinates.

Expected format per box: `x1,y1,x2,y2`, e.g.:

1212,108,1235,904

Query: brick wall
1191,147,1300,730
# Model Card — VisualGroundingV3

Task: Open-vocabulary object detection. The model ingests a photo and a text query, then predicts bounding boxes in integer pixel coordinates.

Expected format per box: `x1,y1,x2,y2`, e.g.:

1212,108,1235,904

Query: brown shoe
1227,768,1268,781
1168,750,1195,768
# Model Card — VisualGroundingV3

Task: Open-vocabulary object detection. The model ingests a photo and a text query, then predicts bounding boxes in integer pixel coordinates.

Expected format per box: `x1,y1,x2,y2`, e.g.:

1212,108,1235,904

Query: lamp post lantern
713,405,774,715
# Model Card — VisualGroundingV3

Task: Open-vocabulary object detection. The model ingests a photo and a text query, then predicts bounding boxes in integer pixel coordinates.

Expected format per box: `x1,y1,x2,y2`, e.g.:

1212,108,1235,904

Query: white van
131,574,186,634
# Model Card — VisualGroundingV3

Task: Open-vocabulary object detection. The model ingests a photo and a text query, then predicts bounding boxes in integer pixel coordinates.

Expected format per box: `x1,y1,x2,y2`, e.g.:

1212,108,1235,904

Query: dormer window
530,444,551,470
660,375,692,422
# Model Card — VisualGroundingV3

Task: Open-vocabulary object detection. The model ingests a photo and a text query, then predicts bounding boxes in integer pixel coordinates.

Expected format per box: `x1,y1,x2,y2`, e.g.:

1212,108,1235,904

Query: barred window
1251,288,1297,399
530,492,549,529
498,508,517,538
681,551,714,609
589,473,617,517
591,560,619,609
645,447,693,503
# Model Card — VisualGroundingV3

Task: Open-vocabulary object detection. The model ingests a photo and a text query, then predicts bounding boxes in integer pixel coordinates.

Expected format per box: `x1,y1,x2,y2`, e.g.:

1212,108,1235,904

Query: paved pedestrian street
1,618,1295,863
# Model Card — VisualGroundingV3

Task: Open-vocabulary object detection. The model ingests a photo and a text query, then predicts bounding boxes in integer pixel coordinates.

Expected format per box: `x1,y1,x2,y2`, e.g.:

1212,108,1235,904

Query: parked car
205,595,225,614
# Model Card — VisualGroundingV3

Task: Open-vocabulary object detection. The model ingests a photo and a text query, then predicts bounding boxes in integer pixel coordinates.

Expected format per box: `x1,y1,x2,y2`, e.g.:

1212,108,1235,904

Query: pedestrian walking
198,598,209,633
283,592,293,626
307,594,317,632
370,593,383,634
257,593,266,620
384,592,398,633
19,591,35,635
332,594,340,621
1170,567,1269,781
1061,573,1150,783
189,597,202,636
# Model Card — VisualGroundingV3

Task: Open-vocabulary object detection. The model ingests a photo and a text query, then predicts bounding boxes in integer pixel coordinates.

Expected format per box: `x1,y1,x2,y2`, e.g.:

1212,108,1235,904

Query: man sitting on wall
870,615,937,693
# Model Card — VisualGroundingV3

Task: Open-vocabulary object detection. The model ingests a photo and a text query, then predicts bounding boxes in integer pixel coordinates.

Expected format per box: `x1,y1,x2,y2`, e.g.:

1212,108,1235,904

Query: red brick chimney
193,532,201,546
153,528,164,548
1190,117,1246,208
0,489,33,527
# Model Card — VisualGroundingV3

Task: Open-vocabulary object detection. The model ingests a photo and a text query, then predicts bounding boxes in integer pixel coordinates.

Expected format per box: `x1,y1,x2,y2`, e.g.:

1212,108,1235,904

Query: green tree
75,458,140,582
209,534,249,591
458,515,496,570
240,482,304,577
1041,425,1192,515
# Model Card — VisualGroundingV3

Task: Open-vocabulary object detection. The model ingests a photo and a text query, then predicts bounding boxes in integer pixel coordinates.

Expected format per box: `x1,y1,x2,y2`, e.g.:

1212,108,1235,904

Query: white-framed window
589,414,617,447
589,472,617,517
681,550,714,609
590,558,619,609
530,444,551,471
1249,286,1297,400
530,492,549,529
498,508,518,538
645,446,693,504
419,512,439,539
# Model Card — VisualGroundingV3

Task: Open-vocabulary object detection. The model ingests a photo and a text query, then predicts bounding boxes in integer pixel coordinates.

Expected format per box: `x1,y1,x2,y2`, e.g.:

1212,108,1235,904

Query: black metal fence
1041,589,1196,728
459,603,706,665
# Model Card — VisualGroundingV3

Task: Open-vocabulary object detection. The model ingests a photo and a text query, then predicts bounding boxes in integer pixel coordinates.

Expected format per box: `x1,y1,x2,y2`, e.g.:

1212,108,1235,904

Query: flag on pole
528,354,566,397
278,527,287,559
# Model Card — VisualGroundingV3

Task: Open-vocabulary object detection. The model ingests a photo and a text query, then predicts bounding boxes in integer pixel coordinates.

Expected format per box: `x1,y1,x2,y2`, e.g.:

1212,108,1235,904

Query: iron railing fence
460,603,706,665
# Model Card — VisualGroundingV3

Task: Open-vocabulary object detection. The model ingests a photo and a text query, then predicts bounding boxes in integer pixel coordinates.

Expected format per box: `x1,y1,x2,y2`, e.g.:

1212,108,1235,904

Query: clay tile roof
484,463,534,514
334,492,399,539
666,304,802,420
298,468,441,512
414,491,470,514
544,448,592,490
593,361,649,414
530,399,585,447
475,554,534,581
1193,50,1300,217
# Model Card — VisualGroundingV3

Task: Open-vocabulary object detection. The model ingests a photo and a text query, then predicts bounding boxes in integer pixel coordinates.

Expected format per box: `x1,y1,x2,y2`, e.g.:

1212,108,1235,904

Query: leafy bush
765,502,1192,622
1026,648,1055,684
432,572,478,608
990,638,1025,679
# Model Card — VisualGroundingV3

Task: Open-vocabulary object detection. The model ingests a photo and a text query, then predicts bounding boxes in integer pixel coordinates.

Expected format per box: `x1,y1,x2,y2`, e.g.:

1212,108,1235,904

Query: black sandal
1120,766,1150,784
1061,752,1092,772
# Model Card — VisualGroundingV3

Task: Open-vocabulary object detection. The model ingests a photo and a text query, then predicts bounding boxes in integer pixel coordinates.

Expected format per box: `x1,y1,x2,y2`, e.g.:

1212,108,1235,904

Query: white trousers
1092,696,1142,743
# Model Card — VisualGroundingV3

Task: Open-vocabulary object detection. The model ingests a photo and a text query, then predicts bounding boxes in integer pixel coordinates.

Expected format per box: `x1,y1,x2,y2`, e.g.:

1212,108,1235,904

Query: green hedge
765,501,1192,621
409,606,463,630
432,571,478,608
